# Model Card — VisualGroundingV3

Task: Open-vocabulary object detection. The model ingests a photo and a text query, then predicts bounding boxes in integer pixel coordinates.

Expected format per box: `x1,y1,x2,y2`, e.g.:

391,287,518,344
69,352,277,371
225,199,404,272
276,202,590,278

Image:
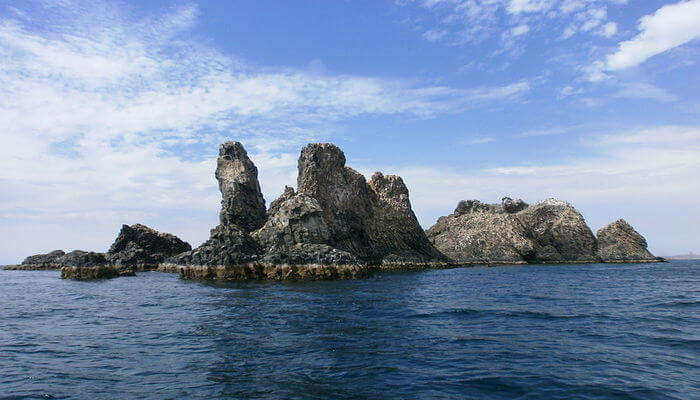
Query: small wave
649,300,700,309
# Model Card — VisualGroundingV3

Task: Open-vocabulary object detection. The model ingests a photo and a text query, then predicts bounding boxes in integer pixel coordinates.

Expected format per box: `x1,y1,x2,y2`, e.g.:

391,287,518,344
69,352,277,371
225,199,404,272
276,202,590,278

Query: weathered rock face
58,250,109,267
597,219,659,261
426,200,535,264
21,250,66,268
216,141,267,232
106,224,191,268
517,199,598,262
169,225,260,266
367,172,444,263
428,197,599,264
293,143,444,263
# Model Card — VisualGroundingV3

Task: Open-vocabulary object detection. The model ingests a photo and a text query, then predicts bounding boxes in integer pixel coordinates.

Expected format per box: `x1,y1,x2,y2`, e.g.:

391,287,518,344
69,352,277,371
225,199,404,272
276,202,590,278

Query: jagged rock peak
107,223,192,267
22,250,65,266
596,219,658,261
216,141,267,232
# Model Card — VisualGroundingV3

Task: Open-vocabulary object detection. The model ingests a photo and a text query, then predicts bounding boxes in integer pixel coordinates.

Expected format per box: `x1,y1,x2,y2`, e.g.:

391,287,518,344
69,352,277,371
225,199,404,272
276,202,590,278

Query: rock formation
596,219,661,262
426,199,535,264
517,199,598,262
427,197,600,264
172,141,447,280
216,141,267,231
106,223,191,269
19,250,66,269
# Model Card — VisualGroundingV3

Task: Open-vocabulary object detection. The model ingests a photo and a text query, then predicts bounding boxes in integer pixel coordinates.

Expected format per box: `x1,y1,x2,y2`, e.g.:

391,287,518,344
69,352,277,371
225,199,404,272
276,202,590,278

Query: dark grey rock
106,223,191,268
261,243,359,265
168,225,260,266
216,141,267,232
58,250,108,267
293,143,445,264
61,265,135,280
597,219,659,261
21,250,65,267
502,197,528,213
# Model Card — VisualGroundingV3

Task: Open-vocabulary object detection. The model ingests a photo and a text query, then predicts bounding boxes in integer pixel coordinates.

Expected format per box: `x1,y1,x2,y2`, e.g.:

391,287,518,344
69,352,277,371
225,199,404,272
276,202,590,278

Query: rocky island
5,141,663,280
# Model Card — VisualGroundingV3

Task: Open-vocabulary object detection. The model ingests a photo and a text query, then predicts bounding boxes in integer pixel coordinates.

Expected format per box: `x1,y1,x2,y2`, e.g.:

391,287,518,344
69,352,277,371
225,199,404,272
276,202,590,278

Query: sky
1,0,699,263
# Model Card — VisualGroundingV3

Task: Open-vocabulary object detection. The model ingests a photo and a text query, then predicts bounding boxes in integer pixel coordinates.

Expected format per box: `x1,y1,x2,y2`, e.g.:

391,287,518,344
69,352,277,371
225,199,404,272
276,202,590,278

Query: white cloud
612,82,678,102
508,0,555,14
0,1,531,263
605,0,700,70
423,29,447,41
599,21,617,37
510,24,530,36
369,125,700,254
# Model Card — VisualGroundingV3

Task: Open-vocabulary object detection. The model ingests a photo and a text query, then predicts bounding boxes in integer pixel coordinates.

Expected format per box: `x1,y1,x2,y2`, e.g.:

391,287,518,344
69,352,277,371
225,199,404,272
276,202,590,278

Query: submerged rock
597,219,661,262
216,141,267,232
427,197,599,264
106,224,191,269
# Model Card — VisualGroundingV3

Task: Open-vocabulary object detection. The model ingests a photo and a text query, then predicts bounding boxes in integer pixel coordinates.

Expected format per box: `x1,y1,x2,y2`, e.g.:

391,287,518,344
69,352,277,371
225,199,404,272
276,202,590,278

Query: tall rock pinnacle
216,141,267,232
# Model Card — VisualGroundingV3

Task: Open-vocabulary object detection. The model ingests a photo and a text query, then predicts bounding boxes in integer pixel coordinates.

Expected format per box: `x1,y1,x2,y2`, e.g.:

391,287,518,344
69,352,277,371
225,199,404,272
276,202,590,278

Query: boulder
502,197,528,213
597,219,660,262
216,141,267,232
516,199,598,262
106,224,191,269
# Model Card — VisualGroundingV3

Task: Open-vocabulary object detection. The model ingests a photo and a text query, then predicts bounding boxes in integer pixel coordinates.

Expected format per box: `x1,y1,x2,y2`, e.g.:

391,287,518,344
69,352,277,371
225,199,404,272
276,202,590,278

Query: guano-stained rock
596,219,661,262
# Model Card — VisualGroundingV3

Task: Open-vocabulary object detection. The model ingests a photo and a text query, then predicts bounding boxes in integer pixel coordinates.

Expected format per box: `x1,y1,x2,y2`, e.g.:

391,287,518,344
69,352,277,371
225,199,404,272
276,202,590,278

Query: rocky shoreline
6,141,663,280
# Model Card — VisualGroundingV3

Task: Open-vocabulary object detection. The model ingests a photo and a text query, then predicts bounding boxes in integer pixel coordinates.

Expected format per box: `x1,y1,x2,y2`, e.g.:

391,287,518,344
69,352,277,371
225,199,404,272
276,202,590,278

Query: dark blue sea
1,261,698,400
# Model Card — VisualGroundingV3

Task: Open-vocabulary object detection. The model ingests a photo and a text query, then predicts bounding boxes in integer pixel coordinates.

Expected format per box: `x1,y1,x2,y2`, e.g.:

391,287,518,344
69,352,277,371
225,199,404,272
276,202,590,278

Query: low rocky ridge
596,219,662,262
7,224,190,279
426,197,661,264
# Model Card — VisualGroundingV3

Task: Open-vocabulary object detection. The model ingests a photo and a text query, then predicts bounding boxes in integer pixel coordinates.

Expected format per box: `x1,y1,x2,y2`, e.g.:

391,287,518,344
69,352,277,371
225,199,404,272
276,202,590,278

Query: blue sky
1,0,699,263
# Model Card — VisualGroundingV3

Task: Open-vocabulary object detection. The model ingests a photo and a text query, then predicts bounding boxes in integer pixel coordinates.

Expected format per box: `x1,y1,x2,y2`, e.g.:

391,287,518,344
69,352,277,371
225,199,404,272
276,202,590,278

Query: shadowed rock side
294,143,445,264
107,224,191,269
517,199,598,263
427,198,600,264
597,219,662,262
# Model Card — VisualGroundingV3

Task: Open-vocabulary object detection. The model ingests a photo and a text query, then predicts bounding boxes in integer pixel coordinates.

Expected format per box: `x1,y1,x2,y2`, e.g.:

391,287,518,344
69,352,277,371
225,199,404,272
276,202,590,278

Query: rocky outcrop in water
427,197,661,264
61,265,135,279
19,250,66,269
517,199,598,263
173,141,446,280
426,199,535,264
106,224,191,269
596,219,661,262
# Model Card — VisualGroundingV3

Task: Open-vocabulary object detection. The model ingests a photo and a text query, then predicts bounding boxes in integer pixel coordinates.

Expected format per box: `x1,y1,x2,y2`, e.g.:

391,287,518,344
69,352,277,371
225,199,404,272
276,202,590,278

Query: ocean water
1,261,698,400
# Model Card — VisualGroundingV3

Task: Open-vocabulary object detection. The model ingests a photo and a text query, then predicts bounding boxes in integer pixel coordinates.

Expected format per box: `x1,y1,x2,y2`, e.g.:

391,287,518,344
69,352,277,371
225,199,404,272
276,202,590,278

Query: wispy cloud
0,0,531,262
605,0,700,71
